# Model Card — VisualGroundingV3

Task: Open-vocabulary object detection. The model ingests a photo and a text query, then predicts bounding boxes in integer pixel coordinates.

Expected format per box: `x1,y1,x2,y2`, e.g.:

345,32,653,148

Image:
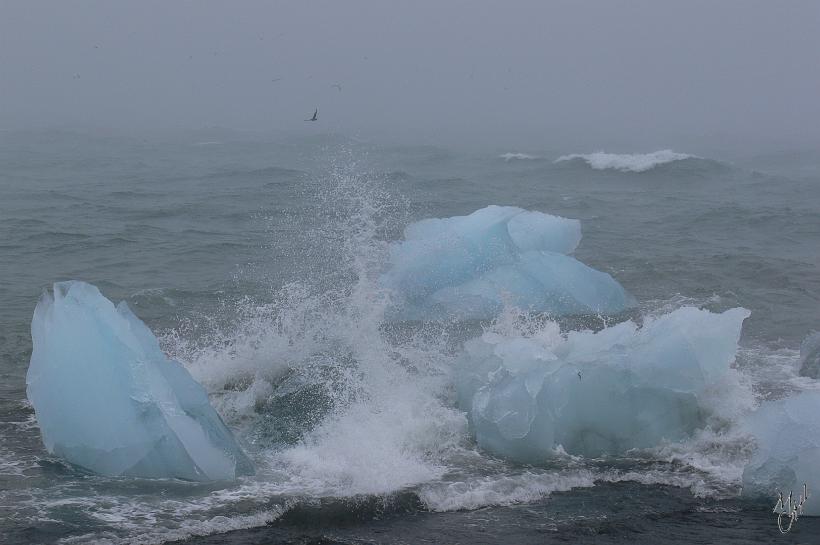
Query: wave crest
555,150,696,172
499,152,540,162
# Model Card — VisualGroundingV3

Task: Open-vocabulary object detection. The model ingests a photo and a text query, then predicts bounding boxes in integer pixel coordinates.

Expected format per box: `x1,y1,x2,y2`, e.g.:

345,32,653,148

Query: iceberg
26,281,253,481
384,206,634,321
456,307,749,462
742,391,820,515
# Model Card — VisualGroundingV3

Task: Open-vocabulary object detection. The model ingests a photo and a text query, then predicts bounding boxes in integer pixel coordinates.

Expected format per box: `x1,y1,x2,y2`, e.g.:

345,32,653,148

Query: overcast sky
1,1,819,150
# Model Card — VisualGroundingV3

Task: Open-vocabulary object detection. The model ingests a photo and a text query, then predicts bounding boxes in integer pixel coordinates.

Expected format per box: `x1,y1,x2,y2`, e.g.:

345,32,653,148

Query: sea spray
164,156,469,495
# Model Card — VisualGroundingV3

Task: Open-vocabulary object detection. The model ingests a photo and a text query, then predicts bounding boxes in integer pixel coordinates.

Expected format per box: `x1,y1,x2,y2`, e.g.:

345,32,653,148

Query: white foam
0,446,38,477
59,499,286,545
418,469,595,511
499,152,539,161
555,150,696,172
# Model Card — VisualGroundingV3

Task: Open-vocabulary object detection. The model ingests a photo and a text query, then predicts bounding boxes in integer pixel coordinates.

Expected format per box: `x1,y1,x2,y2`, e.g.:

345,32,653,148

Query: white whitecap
499,152,540,162
555,150,696,172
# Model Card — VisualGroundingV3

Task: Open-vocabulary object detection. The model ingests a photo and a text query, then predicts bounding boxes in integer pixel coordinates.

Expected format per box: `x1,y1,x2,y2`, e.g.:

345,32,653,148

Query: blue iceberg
742,391,820,515
26,281,253,481
384,205,634,321
456,306,749,462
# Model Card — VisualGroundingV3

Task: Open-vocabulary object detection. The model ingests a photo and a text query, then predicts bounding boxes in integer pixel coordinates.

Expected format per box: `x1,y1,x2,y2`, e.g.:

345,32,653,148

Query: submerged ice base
742,391,820,515
457,307,749,462
384,205,635,321
26,281,253,481
798,331,820,379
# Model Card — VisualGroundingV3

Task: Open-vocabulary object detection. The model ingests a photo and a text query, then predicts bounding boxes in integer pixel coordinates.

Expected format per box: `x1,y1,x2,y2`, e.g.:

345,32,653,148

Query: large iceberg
742,391,820,515
384,206,635,321
456,306,749,462
26,281,253,481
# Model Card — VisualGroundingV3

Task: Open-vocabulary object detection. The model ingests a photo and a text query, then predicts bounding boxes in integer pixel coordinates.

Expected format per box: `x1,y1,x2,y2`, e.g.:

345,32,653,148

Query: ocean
2,129,820,544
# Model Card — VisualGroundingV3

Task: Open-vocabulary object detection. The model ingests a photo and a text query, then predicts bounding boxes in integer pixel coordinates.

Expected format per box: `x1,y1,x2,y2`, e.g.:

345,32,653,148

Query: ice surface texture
798,331,820,379
26,281,253,481
456,307,749,462
742,391,820,515
384,205,635,321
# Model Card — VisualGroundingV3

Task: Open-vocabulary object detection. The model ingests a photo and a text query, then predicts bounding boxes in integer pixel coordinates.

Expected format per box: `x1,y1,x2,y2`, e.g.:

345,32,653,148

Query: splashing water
152,157,472,508
555,150,696,172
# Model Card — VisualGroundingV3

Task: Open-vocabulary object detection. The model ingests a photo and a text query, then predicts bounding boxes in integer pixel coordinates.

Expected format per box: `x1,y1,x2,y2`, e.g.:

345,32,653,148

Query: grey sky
2,1,819,150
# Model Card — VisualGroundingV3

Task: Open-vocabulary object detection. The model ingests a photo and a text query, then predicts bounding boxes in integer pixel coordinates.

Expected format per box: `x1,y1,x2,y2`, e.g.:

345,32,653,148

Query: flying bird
332,83,342,92
305,108,318,122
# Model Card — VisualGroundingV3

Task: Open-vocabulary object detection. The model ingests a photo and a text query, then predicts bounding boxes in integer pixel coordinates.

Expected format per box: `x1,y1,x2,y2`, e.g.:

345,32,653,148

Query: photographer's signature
773,483,809,534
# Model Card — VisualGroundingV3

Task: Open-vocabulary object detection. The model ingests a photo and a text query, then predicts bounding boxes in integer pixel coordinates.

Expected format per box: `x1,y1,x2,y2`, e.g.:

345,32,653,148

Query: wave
418,469,595,511
499,152,540,162
555,150,697,172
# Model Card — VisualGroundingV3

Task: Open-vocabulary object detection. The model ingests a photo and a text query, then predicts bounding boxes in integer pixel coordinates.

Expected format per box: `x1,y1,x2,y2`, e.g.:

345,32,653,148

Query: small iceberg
742,391,820,515
26,281,253,481
456,306,749,462
383,206,634,321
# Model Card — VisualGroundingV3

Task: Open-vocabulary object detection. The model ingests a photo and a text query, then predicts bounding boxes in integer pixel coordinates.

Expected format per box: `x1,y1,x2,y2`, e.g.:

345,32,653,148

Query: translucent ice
742,391,820,515
798,331,820,379
26,281,253,481
456,307,749,462
384,206,634,320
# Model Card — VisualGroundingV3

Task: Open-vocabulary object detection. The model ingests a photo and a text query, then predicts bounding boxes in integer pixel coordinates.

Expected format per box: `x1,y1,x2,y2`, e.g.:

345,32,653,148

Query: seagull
577,371,582,381
331,83,342,92
305,108,318,121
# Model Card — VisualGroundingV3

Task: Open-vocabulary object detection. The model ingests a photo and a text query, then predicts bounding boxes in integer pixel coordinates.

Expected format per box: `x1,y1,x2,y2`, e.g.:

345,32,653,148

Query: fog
2,0,819,151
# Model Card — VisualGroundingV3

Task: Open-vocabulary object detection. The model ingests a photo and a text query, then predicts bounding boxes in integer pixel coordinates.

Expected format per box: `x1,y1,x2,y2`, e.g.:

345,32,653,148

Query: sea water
2,129,820,544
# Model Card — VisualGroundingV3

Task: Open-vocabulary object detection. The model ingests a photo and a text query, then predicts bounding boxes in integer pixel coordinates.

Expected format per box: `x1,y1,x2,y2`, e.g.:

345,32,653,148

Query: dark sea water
2,129,820,544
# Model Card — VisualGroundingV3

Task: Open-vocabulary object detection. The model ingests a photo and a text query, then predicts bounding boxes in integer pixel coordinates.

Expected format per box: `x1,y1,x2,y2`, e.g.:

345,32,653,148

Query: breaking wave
499,152,540,162
555,150,697,172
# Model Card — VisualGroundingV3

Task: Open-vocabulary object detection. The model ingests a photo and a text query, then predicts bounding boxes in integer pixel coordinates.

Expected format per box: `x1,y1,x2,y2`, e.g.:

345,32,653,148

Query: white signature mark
773,483,809,534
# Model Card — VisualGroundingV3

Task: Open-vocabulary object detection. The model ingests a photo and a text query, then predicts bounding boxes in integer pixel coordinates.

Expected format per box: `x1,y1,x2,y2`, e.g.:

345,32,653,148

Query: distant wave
555,150,696,172
499,152,540,162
